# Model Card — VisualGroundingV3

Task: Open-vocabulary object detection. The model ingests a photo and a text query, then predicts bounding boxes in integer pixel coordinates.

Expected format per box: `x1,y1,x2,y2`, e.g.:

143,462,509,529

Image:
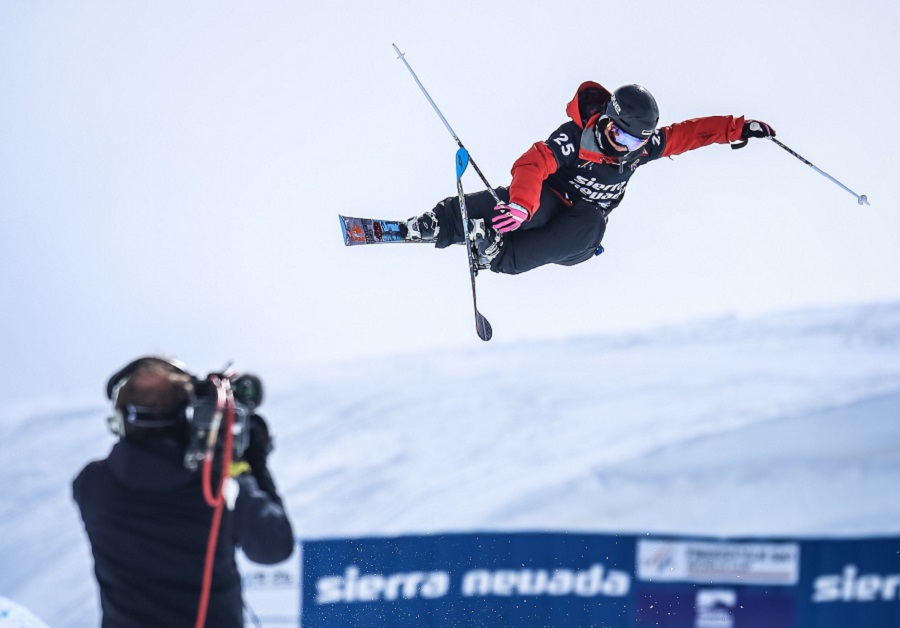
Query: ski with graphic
337,216,426,246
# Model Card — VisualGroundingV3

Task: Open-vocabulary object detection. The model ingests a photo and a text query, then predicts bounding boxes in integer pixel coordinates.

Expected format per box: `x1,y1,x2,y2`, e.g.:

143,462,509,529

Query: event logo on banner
315,562,630,603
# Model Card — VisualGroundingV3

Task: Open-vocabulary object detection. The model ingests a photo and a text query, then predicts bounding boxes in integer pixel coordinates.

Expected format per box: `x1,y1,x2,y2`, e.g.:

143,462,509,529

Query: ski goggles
608,122,649,151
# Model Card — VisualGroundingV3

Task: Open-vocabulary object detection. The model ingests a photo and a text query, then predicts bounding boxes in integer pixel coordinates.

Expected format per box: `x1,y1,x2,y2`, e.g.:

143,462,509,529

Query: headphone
106,356,194,437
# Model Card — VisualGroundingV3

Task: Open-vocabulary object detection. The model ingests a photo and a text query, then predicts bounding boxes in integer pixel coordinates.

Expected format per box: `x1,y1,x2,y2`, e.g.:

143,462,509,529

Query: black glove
732,119,776,150
741,119,776,140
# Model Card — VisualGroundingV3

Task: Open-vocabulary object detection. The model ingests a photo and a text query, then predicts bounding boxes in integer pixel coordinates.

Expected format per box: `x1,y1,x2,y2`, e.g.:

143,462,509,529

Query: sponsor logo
570,176,627,202
637,539,800,586
812,564,900,603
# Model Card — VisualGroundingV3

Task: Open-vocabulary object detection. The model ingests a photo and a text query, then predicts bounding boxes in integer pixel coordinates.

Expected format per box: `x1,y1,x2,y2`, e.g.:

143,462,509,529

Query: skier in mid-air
401,81,776,274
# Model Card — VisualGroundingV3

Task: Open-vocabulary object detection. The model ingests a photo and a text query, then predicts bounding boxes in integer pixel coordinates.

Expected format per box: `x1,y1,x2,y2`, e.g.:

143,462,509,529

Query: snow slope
1,302,899,627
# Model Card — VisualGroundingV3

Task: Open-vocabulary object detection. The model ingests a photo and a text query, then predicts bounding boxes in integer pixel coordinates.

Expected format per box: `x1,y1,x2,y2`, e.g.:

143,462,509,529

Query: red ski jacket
509,81,745,217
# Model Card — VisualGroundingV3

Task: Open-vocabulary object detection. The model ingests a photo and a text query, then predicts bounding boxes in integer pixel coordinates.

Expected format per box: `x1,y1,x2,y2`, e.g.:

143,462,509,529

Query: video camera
184,372,263,471
106,356,264,471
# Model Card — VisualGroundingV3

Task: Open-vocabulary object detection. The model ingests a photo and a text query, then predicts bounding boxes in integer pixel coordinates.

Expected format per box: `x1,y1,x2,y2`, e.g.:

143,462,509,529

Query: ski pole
392,44,502,205
767,137,870,206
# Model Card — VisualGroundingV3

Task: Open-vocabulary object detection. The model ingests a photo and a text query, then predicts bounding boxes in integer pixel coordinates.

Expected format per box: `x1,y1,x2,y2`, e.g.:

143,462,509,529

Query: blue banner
299,533,900,627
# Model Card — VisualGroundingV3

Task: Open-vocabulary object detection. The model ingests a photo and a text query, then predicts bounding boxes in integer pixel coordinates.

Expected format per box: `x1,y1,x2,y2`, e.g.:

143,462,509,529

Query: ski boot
469,218,502,270
402,211,440,242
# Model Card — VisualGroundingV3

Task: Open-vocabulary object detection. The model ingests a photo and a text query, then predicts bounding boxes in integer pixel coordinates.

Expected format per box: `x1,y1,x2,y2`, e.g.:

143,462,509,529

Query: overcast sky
1,1,898,403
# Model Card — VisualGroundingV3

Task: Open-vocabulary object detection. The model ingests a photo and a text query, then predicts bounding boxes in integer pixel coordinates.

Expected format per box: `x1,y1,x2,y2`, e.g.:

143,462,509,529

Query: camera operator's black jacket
73,438,294,628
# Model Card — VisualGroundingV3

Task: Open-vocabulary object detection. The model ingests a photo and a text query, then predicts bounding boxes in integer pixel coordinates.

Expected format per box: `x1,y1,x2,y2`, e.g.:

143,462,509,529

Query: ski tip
476,314,493,342
338,215,351,246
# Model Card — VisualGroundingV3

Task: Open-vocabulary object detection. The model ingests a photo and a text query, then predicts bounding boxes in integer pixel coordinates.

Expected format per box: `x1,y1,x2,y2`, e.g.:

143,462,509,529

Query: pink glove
491,203,530,234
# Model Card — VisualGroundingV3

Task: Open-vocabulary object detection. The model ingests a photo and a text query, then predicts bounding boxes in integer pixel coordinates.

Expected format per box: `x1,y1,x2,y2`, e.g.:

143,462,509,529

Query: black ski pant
431,185,607,275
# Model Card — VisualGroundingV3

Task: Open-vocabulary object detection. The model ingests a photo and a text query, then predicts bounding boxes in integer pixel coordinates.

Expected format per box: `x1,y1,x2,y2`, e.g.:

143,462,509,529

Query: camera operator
73,356,294,627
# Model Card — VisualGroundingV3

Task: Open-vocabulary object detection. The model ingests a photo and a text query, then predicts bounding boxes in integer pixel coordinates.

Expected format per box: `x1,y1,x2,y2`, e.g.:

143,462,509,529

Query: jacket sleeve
508,142,558,215
232,474,295,564
508,121,581,216
660,115,745,158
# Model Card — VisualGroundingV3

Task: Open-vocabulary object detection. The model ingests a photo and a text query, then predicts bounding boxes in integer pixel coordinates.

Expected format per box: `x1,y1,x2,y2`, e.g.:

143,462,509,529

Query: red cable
195,377,236,628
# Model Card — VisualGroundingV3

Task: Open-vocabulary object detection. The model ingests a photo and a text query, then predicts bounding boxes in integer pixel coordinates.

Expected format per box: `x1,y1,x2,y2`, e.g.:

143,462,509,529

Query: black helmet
606,84,659,139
